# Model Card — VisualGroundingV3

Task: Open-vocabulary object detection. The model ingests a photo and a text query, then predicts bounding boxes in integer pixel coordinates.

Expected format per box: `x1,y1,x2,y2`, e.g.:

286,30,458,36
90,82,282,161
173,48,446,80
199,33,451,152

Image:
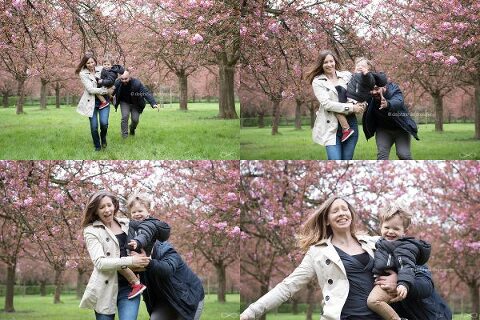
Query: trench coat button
325,295,330,301
105,280,109,284
106,252,110,256
325,259,331,265
328,279,333,285
326,120,330,123
106,237,110,242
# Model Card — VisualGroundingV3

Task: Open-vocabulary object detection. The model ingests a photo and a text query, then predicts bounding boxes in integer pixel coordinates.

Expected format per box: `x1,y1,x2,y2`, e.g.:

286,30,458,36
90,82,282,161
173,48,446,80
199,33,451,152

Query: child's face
380,215,406,241
130,201,150,221
354,60,369,73
102,61,112,69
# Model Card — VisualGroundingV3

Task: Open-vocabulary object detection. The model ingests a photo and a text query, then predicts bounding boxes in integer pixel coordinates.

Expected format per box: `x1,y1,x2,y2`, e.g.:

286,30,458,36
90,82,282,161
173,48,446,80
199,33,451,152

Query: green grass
259,313,471,320
0,293,240,319
240,123,480,159
0,103,239,160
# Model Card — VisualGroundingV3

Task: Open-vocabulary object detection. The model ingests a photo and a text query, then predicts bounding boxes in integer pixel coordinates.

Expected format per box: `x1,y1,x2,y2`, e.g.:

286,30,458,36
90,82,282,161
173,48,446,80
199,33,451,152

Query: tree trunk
310,102,316,129
470,282,479,320
218,59,238,119
40,78,48,109
259,283,269,320
177,70,188,111
258,112,265,128
76,270,85,299
39,279,47,296
53,267,63,304
291,297,299,314
2,91,9,108
4,262,16,312
16,77,26,114
271,98,281,135
215,262,226,303
432,91,443,132
55,81,60,109
305,281,316,320
295,99,303,130
475,78,480,139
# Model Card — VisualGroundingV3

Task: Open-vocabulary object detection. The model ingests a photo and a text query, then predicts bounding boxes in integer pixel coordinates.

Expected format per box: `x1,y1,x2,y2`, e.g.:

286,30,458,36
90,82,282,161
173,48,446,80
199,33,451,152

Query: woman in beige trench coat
240,196,402,320
79,190,150,320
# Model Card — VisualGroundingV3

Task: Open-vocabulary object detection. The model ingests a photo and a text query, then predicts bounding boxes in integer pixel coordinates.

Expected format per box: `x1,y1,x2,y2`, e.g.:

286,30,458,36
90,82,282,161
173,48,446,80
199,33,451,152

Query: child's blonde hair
378,203,412,229
126,192,152,211
102,53,115,65
355,57,374,71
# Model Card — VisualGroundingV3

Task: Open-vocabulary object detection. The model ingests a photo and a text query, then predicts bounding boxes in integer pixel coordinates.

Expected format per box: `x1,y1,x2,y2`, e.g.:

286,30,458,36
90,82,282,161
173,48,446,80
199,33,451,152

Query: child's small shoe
98,101,110,110
127,283,147,299
341,128,354,142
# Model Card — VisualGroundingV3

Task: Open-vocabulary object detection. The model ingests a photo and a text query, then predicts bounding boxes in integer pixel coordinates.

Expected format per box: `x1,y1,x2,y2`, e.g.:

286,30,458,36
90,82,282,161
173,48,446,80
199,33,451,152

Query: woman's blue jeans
89,98,110,150
94,283,140,320
325,115,359,160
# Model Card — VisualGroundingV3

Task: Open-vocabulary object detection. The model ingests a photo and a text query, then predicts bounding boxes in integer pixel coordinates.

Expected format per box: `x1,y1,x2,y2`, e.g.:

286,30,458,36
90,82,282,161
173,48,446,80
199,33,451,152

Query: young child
367,204,431,320
335,57,386,142
96,57,125,109
117,192,170,300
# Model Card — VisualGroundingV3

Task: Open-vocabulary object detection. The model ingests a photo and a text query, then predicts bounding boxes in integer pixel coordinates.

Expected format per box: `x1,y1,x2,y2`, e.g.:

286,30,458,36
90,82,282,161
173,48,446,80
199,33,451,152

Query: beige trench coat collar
313,234,376,277
315,71,351,95
91,217,129,246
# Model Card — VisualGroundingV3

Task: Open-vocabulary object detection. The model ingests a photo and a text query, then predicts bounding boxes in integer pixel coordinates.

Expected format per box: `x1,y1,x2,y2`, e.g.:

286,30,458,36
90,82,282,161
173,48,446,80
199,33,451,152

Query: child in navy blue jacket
367,204,432,320
96,56,124,109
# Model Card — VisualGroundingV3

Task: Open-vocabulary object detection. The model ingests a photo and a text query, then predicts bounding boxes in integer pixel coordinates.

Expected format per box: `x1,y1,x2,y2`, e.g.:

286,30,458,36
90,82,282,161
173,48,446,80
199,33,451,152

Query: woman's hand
374,270,398,294
131,255,150,268
353,102,366,113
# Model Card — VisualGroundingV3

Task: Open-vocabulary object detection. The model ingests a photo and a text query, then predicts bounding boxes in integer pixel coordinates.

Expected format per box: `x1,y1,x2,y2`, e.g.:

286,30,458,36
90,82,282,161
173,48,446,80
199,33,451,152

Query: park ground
262,313,471,320
240,123,480,160
0,293,239,320
0,103,240,160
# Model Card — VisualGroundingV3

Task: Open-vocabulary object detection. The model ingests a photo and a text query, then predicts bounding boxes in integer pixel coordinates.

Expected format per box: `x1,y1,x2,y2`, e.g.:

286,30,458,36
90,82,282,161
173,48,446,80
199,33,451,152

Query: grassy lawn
259,313,471,320
0,103,239,160
240,123,480,160
0,293,239,319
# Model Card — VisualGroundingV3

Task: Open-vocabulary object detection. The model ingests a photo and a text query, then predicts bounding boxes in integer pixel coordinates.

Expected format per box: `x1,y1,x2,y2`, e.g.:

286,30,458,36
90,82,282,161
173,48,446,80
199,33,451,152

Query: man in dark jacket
113,70,159,138
377,265,453,320
141,241,205,320
362,74,419,159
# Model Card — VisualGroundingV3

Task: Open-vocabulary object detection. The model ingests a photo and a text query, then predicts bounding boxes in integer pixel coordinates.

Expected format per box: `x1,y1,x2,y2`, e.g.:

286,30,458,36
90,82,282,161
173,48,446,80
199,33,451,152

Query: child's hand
396,284,408,300
128,240,137,250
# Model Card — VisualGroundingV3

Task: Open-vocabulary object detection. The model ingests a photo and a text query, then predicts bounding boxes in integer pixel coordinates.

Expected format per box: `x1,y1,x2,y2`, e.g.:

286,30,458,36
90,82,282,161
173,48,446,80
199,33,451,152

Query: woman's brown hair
306,50,342,84
75,53,97,74
296,195,357,253
81,190,120,228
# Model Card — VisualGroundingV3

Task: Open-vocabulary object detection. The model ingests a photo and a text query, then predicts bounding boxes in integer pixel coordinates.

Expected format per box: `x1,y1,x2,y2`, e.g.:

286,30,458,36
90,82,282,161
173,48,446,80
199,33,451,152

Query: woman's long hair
297,195,357,253
75,53,97,74
81,190,119,228
305,50,342,84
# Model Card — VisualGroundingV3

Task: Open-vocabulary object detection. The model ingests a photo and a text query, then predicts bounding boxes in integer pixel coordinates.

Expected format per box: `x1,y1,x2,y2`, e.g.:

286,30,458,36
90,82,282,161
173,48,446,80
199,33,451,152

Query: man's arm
137,80,158,107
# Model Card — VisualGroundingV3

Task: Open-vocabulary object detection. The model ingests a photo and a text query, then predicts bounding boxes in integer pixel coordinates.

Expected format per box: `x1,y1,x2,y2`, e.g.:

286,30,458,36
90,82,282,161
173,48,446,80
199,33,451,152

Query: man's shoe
129,128,135,136
341,128,354,142
128,283,147,299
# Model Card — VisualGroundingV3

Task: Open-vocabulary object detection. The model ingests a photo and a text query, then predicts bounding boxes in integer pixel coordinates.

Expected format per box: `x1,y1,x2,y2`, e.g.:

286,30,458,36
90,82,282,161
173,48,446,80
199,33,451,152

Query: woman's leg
98,105,110,147
341,118,359,160
367,284,400,320
117,283,140,320
325,131,342,160
89,107,101,150
95,311,115,320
